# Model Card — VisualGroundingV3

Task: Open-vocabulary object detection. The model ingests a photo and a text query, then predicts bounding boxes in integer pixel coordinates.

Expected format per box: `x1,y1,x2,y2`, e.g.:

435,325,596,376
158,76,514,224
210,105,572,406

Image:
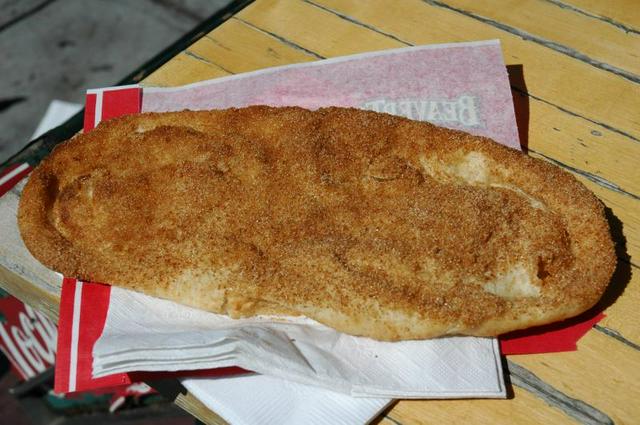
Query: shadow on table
369,401,398,424
596,207,632,312
506,64,529,153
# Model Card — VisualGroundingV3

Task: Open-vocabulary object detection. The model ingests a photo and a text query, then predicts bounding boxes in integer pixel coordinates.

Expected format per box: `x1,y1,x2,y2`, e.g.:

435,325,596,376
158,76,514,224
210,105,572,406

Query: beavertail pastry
18,106,615,340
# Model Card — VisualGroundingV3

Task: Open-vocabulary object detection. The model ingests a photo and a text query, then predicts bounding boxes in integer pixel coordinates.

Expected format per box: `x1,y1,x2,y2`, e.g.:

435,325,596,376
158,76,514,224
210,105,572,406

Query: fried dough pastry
18,106,615,340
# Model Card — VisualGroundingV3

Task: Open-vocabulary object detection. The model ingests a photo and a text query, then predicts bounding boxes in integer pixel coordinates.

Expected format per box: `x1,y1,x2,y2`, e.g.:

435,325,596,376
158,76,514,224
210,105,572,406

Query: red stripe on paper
54,278,77,393
0,163,25,176
101,88,141,122
0,163,31,196
56,279,132,394
84,93,98,132
74,281,130,392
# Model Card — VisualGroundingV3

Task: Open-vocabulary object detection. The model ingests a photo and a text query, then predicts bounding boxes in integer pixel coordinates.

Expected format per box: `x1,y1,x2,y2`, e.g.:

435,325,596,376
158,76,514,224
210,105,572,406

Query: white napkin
31,100,82,140
181,375,392,425
94,287,505,398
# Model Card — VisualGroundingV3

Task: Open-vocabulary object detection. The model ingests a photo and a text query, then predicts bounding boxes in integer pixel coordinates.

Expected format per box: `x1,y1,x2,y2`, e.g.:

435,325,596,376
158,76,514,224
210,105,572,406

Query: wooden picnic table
1,0,639,424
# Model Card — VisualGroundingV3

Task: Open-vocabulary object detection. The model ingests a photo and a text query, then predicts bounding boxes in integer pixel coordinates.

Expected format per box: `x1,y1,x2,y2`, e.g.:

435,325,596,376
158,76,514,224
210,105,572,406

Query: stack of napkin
91,286,505,423
94,287,505,398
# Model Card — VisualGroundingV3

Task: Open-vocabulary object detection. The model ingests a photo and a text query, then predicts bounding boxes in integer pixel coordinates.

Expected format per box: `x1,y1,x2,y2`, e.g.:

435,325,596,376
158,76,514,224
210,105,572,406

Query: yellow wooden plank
513,329,640,425
175,393,229,425
597,263,640,344
519,87,640,197
188,18,315,74
143,52,229,87
564,0,640,30
444,0,640,77
301,0,640,140
389,386,578,425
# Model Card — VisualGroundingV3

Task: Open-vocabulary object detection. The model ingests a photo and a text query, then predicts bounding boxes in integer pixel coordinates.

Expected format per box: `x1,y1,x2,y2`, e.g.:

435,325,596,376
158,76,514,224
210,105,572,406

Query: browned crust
18,106,616,340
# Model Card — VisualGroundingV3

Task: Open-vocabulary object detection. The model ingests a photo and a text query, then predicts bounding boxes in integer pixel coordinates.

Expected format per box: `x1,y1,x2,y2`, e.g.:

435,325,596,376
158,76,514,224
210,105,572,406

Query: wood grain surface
1,0,637,424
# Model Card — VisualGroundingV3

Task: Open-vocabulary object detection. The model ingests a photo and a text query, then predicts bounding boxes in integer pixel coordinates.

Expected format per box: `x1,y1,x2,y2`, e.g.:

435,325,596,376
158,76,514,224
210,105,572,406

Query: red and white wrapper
55,277,245,393
84,85,142,132
0,163,32,196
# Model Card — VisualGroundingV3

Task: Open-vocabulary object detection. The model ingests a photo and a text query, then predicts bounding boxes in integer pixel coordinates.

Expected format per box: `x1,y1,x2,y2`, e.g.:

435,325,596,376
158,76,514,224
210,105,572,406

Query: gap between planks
232,17,325,59
510,86,639,144
594,324,640,351
423,0,640,84
183,49,235,74
508,361,613,425
543,0,640,35
529,148,640,202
